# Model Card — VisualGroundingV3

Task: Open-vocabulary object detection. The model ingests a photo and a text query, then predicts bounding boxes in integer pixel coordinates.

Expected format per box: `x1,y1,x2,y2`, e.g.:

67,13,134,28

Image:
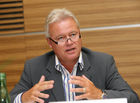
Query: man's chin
66,54,79,61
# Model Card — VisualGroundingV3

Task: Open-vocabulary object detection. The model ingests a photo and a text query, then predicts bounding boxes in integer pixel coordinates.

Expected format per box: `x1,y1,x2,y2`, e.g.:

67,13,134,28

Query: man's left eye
71,33,76,36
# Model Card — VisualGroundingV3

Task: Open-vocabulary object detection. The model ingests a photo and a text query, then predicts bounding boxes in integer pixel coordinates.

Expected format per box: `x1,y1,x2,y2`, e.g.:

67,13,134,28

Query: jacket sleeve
10,61,33,103
104,56,140,103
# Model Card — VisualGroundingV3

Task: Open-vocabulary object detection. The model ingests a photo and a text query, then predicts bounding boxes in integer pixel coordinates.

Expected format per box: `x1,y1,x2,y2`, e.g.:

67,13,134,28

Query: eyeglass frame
49,32,81,45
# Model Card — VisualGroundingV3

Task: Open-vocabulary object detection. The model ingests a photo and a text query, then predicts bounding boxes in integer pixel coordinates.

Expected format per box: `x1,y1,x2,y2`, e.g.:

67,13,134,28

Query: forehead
49,17,79,37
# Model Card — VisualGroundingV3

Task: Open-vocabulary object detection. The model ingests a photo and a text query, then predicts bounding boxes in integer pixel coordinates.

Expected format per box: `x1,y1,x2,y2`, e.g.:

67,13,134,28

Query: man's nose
66,38,73,44
66,38,72,42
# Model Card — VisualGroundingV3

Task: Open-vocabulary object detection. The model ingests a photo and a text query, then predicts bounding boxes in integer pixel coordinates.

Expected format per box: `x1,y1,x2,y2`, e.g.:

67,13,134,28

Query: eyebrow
54,30,78,39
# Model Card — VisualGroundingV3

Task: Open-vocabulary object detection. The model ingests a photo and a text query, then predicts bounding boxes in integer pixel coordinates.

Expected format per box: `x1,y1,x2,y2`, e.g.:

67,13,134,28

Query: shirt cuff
101,90,107,99
14,92,23,103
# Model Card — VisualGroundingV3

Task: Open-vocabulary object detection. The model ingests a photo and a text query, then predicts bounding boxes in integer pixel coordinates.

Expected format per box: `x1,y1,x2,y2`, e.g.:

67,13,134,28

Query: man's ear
46,38,52,48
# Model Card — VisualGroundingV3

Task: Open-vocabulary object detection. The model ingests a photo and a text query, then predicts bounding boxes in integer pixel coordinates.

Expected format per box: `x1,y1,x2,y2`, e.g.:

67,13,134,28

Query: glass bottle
0,73,11,103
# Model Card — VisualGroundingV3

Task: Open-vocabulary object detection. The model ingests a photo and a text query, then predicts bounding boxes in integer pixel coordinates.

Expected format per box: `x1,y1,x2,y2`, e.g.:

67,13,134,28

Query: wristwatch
101,90,107,99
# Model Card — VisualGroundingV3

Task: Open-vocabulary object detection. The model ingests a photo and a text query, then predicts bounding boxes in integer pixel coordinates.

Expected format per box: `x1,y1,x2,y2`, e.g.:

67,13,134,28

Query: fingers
35,76,54,102
38,81,54,91
69,75,103,100
75,93,89,100
69,75,89,98
26,88,50,103
37,75,54,91
69,75,99,100
69,75,85,87
82,75,90,82
70,75,85,81
39,75,45,83
70,87,86,93
32,96,45,103
38,92,50,99
22,75,54,103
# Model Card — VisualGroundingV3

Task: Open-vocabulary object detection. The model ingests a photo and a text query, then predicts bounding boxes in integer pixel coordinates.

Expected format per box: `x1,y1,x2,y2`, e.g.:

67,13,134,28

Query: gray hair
45,8,80,38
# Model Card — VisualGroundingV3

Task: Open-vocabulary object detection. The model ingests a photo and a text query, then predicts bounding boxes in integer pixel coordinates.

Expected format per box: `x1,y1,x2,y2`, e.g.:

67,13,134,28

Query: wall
0,0,140,98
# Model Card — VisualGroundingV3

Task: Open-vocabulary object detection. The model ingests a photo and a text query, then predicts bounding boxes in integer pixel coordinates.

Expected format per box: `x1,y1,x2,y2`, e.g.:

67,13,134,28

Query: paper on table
50,98,127,103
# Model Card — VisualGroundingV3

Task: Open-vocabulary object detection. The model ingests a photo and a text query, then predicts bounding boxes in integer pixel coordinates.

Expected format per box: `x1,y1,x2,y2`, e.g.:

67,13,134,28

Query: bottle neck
0,79,6,87
0,73,11,103
0,73,6,87
0,73,6,79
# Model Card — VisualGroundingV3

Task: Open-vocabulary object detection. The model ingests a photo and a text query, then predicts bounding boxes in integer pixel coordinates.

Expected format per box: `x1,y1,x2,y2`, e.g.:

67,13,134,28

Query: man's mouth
66,48,75,52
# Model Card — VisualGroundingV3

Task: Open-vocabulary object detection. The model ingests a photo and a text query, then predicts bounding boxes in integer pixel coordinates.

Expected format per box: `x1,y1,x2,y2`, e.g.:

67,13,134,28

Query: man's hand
69,75,102,100
22,75,54,103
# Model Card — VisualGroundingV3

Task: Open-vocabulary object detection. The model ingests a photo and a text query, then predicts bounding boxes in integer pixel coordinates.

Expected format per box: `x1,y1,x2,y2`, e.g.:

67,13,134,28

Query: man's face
47,17,82,63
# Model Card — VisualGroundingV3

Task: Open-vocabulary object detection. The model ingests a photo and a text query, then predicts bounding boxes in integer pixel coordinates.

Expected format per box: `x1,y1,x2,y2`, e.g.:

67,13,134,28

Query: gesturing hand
69,75,102,100
22,75,54,103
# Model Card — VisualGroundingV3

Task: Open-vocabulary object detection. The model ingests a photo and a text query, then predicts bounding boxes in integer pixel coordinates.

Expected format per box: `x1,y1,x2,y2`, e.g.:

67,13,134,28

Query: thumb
82,75,95,86
82,75,90,82
39,75,45,83
82,75,88,80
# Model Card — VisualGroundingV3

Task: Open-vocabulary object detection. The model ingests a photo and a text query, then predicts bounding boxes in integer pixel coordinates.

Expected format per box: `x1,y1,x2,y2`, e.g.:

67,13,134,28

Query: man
10,8,139,103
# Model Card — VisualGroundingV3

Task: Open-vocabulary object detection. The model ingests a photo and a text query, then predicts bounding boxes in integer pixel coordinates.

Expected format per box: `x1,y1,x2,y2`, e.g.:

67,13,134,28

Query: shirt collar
55,52,84,71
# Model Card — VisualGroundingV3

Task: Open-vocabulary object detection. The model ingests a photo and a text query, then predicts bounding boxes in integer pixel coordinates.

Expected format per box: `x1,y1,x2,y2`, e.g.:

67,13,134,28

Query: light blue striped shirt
14,52,84,102
55,52,84,101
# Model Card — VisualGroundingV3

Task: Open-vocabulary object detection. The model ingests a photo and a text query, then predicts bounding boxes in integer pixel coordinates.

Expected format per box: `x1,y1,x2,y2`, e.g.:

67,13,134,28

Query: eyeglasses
49,31,81,45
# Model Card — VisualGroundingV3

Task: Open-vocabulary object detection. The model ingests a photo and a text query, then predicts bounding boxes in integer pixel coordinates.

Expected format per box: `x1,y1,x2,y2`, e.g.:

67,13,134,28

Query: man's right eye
57,36,64,41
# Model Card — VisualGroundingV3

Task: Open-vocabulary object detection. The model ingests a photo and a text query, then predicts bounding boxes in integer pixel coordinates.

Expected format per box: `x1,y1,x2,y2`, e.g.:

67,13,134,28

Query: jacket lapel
76,52,92,77
44,55,65,101
75,52,94,97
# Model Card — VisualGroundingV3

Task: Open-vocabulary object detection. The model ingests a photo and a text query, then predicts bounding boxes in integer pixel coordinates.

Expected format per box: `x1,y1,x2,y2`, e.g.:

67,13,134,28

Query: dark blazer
10,47,139,103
